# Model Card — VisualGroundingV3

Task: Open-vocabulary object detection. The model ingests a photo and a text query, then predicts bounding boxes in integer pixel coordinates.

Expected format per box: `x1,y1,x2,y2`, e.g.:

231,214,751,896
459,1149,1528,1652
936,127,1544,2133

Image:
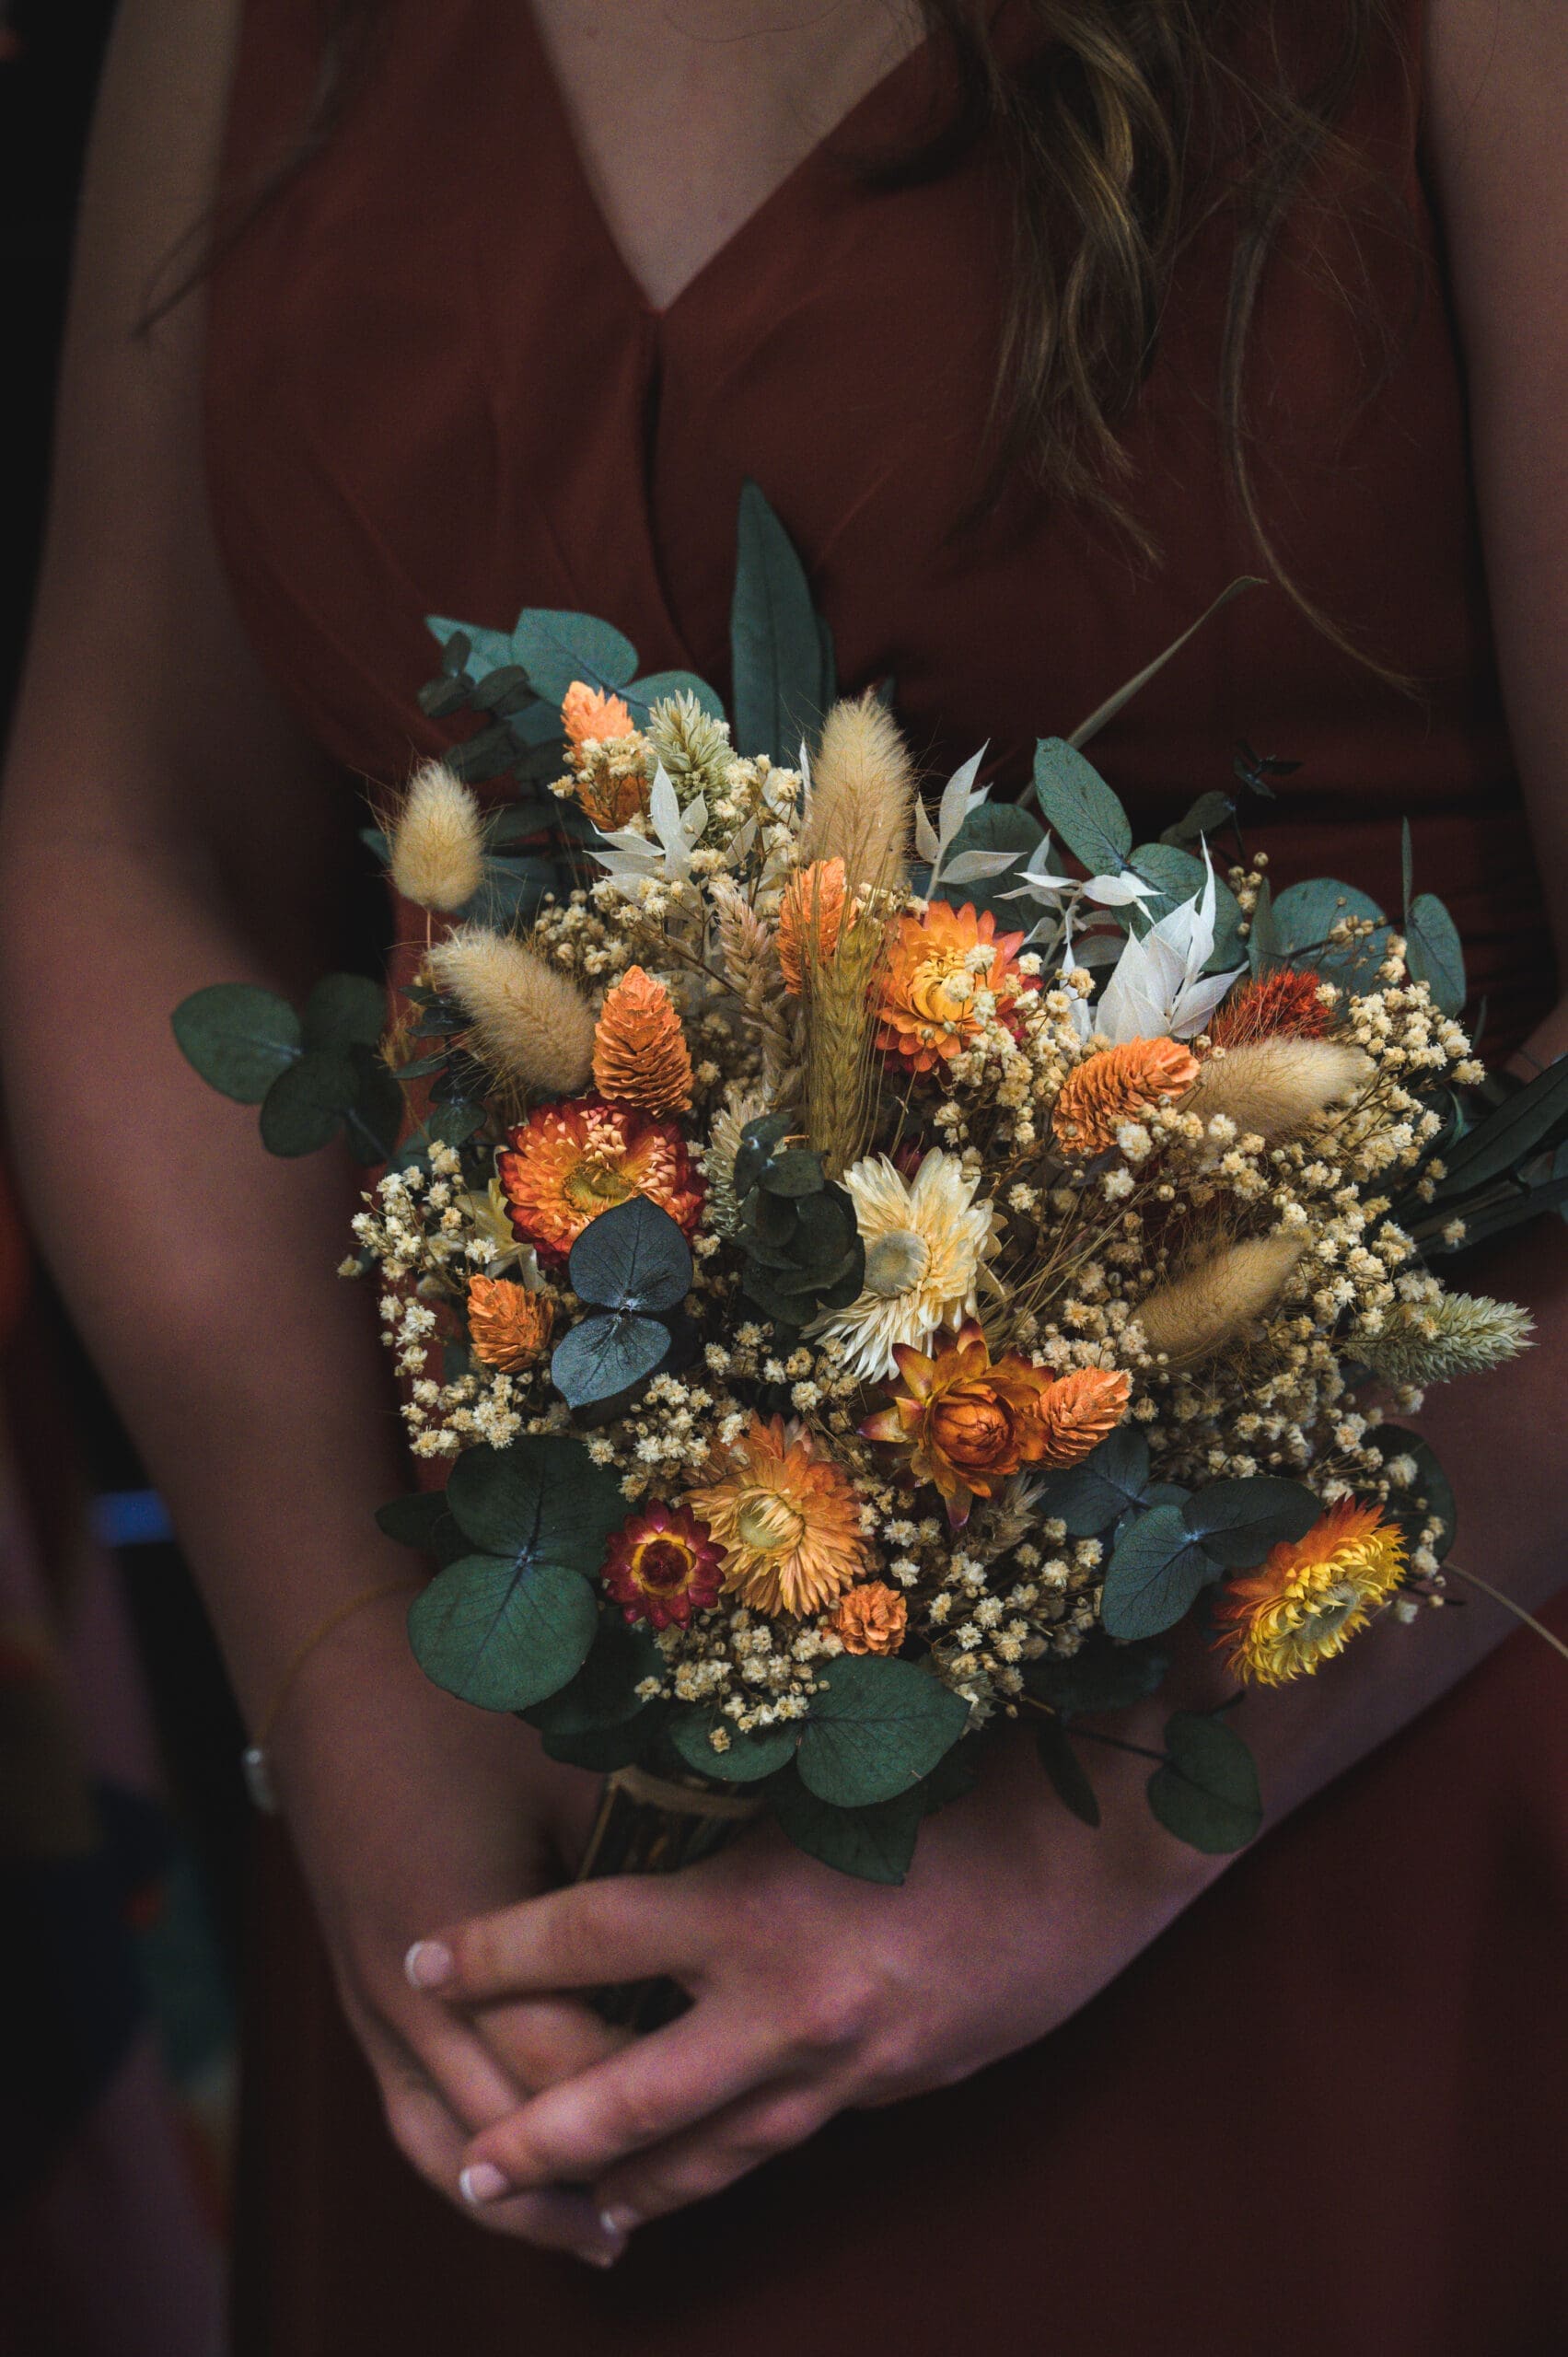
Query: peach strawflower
861,1318,1054,1526
1214,1499,1406,1686
1051,1037,1200,1155
876,901,1029,1074
685,1416,866,1617
562,679,635,749
1035,1366,1132,1466
466,1276,553,1372
776,858,848,993
830,1582,908,1657
601,1501,723,1631
497,1094,704,1262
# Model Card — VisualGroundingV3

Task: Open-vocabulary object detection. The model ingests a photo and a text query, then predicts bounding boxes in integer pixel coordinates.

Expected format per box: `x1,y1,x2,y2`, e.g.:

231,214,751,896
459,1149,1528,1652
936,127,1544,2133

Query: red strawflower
1209,967,1334,1050
601,1501,724,1631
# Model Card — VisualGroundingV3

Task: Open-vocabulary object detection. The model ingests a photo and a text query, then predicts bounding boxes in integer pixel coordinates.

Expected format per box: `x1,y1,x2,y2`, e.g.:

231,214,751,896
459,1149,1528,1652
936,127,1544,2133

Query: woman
4,0,1566,2348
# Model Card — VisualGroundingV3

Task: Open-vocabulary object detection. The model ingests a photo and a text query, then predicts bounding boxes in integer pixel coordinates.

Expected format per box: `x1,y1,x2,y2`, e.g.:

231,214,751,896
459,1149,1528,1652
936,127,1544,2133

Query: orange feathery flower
776,859,848,994
562,679,635,749
1209,967,1334,1051
1051,1037,1200,1155
861,1318,1054,1527
1214,1499,1406,1686
876,901,1029,1074
601,1501,723,1631
466,1276,553,1373
685,1416,866,1617
497,1095,704,1262
1034,1366,1132,1467
830,1582,908,1656
592,966,694,1115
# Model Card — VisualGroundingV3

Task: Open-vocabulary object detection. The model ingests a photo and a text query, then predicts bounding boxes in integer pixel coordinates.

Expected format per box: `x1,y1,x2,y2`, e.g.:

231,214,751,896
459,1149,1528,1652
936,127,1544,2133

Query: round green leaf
303,971,386,1051
770,1774,925,1885
1100,1504,1218,1641
668,1710,798,1783
1037,1717,1100,1827
1407,891,1467,1016
171,982,301,1103
1146,1712,1262,1852
407,1551,597,1712
1038,1424,1151,1537
444,1434,628,1572
551,1310,670,1409
566,1193,692,1314
527,1614,664,1736
1030,738,1132,874
343,1046,405,1165
796,1656,970,1808
1024,1633,1168,1719
508,610,639,703
259,1047,358,1155
1179,1477,1321,1570
624,670,726,721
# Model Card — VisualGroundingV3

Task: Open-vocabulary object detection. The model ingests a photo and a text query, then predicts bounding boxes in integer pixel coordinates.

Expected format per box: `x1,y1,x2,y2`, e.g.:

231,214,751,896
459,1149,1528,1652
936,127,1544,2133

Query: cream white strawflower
808,1149,998,1381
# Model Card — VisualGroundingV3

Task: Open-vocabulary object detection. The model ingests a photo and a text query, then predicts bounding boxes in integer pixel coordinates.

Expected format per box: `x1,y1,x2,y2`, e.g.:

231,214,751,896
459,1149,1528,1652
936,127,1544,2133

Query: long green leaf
729,481,833,761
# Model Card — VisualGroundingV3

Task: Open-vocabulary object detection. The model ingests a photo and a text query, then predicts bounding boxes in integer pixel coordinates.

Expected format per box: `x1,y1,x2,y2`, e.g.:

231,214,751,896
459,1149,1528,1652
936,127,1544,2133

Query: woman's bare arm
0,0,626,2263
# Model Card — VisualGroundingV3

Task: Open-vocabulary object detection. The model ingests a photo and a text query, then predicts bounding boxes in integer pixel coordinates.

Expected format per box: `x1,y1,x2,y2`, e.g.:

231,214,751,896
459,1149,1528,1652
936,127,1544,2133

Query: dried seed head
427,926,595,1097
802,693,913,895
1188,1037,1371,1144
388,761,485,913
1136,1232,1306,1366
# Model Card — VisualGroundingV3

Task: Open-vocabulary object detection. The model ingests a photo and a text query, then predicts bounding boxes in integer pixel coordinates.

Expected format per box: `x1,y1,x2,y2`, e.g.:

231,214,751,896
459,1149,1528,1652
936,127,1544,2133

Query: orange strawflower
686,1416,866,1617
876,901,1029,1074
1035,1366,1132,1466
776,859,848,993
830,1582,908,1656
592,965,694,1115
1051,1037,1200,1155
562,679,635,749
1209,967,1334,1051
601,1501,723,1631
466,1277,553,1372
861,1318,1054,1526
497,1095,704,1262
1214,1499,1406,1686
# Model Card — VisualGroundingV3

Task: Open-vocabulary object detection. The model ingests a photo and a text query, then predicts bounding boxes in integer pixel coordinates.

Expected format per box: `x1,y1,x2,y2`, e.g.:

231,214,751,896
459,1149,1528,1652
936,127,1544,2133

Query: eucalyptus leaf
259,1047,358,1155
668,1711,798,1783
303,972,386,1051
550,1310,670,1409
770,1774,925,1885
1100,1504,1218,1641
407,1551,597,1712
1029,738,1132,874
730,480,833,761
1023,1633,1167,1718
566,1192,692,1314
1035,1424,1151,1536
444,1434,627,1572
343,1046,404,1165
1405,892,1466,1016
1146,1712,1262,1852
171,983,302,1104
1433,1056,1568,1196
525,1613,664,1736
1179,1477,1321,1570
623,669,726,722
375,1491,462,1562
1037,1717,1100,1827
1160,790,1233,849
796,1655,969,1808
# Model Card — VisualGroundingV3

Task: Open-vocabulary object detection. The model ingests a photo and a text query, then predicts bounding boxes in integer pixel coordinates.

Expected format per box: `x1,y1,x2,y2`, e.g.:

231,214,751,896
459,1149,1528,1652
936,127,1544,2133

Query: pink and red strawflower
601,1501,724,1631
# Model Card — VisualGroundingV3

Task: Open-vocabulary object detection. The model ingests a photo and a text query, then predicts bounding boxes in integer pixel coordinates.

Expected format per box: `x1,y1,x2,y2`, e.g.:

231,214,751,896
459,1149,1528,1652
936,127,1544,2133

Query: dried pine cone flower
776,858,848,993
1034,1366,1131,1466
466,1277,553,1372
830,1581,908,1656
592,965,694,1115
1051,1037,1200,1156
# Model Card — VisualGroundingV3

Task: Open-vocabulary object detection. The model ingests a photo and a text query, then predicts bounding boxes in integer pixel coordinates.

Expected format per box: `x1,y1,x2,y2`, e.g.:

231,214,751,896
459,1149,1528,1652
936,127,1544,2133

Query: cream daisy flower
809,1149,999,1381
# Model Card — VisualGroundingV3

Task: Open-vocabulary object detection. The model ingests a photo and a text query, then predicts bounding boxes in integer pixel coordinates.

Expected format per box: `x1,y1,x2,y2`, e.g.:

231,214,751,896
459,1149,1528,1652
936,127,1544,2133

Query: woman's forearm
0,822,413,1731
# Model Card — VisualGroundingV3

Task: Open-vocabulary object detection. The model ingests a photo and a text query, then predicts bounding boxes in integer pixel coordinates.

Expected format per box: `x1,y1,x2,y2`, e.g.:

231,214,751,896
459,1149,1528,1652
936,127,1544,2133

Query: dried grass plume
428,926,596,1097
1136,1233,1306,1367
802,693,913,895
1189,1037,1371,1144
388,761,485,913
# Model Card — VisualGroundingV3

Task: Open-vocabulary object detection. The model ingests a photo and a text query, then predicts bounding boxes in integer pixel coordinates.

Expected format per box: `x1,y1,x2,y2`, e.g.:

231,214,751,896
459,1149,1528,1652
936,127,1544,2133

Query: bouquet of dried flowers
174,487,1566,1886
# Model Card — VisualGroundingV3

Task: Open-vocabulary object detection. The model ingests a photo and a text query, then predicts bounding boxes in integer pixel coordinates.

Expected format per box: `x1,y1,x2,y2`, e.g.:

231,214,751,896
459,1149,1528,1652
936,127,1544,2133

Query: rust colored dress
207,5,1568,2351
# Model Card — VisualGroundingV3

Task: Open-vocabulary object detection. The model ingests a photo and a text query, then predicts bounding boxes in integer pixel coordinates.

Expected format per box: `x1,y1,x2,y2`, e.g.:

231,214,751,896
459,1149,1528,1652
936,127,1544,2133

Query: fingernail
404,1939,454,1990
600,2204,641,2238
459,2162,509,2206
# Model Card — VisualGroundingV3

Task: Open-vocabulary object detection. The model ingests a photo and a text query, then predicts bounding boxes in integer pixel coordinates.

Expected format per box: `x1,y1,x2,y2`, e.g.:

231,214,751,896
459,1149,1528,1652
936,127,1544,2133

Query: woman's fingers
409,1874,708,2003
474,1992,632,2095
454,2002,780,2200
593,2079,837,2232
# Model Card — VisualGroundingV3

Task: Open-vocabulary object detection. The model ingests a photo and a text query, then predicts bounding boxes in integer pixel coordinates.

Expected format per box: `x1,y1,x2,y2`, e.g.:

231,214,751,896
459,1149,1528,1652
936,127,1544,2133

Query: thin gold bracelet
240,1576,424,1815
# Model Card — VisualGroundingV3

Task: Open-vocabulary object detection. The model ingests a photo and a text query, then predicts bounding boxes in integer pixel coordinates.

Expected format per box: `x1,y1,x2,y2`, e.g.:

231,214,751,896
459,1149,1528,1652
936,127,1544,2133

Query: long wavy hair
162,0,1412,661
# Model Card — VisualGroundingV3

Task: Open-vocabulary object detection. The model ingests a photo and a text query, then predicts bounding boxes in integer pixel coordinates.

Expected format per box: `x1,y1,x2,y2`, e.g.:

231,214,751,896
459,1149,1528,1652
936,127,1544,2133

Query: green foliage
1036,1716,1100,1827
794,1655,970,1808
1102,1477,1319,1639
524,1612,663,1736
733,1114,863,1334
1030,738,1132,875
1363,1425,1457,1562
172,983,301,1102
1146,1712,1262,1852
428,608,637,706
623,669,726,722
375,1490,464,1565
771,1774,927,1884
1178,1476,1321,1569
668,1712,799,1784
302,973,385,1051
729,480,835,762
406,1436,628,1712
1160,789,1233,850
1406,893,1466,1016
1034,1424,1152,1535
551,1196,692,1411
938,802,1045,924
1270,878,1388,991
1024,1633,1167,1718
